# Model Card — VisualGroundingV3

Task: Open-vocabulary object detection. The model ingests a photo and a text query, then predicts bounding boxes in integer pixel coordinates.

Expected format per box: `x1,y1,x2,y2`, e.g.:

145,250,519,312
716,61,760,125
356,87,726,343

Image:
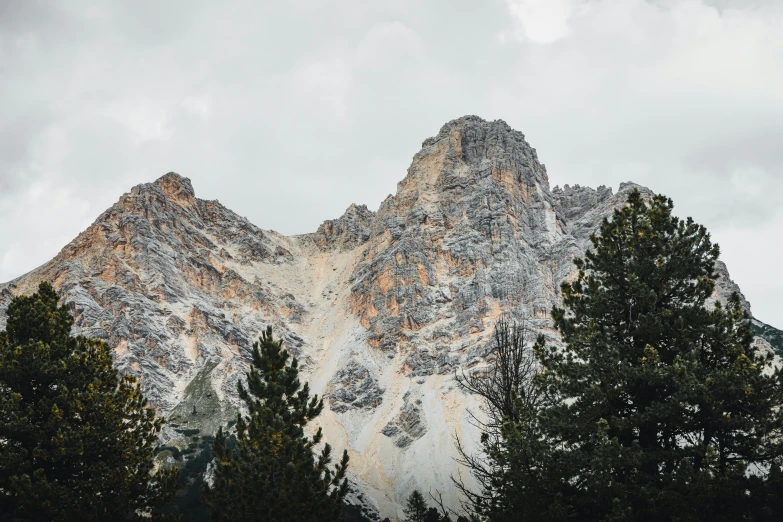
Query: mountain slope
753,319,783,357
1,116,778,519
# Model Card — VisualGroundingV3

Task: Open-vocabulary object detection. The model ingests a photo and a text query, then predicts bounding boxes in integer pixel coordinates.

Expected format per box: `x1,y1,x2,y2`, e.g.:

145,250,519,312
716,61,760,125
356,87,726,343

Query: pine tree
424,507,452,522
484,190,783,521
204,326,349,521
403,490,429,522
0,282,179,521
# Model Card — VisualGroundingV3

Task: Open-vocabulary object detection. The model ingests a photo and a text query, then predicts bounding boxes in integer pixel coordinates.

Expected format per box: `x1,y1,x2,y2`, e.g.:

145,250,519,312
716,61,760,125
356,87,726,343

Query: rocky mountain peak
422,115,522,150
399,116,550,204
1,116,779,520
310,203,375,250
149,172,196,205
619,181,646,191
376,116,556,250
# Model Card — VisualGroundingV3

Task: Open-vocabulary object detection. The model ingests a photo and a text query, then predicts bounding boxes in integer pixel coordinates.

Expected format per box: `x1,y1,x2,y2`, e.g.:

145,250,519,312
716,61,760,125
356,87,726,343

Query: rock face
1,116,780,519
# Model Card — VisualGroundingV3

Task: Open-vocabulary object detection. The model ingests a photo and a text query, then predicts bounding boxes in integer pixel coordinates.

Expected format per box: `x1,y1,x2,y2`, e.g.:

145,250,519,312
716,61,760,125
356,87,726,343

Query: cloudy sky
1,0,781,324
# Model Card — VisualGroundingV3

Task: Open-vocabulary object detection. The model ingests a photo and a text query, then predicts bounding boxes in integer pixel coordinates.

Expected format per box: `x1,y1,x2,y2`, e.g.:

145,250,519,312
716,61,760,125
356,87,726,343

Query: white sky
1,0,782,325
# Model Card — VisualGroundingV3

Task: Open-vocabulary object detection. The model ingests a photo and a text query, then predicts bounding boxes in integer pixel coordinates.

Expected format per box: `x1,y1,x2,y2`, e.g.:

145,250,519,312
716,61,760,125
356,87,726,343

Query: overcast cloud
1,0,782,325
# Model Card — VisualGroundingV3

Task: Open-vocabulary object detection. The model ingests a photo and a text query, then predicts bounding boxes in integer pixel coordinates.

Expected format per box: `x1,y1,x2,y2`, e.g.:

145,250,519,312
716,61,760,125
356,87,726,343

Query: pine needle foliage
0,282,179,521
475,190,783,521
403,490,429,522
204,326,349,521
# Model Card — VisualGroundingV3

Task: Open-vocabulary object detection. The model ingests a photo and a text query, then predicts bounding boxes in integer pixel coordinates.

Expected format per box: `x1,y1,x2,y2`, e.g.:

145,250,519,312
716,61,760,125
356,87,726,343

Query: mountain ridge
1,116,779,519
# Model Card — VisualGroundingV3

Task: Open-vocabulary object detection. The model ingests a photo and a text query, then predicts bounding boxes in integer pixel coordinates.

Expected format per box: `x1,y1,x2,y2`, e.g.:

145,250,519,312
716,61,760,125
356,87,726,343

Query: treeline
2,189,783,521
0,282,180,520
454,190,783,521
0,285,349,521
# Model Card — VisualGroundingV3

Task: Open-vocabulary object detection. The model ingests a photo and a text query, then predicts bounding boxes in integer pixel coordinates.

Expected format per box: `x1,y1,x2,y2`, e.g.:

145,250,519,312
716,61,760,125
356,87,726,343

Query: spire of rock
350,116,563,357
153,172,195,205
405,115,549,195
378,116,554,253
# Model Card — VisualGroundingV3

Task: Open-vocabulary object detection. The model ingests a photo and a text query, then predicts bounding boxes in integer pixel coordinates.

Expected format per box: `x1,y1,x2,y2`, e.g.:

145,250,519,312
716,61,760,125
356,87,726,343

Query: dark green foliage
474,191,783,521
175,428,201,437
163,444,214,522
339,503,376,522
424,507,447,522
162,434,231,522
204,326,349,521
400,490,454,522
403,490,429,522
0,282,179,521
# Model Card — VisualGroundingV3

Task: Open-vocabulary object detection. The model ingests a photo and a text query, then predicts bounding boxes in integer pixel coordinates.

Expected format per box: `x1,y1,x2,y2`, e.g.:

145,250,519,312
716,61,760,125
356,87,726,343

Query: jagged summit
618,180,647,191
413,115,547,188
310,203,375,250
423,115,527,147
0,116,779,520
154,171,192,190
130,171,197,206
387,116,553,246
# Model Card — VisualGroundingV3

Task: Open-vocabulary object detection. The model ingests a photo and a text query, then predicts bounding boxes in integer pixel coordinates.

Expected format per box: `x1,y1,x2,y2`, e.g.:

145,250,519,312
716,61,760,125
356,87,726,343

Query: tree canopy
0,282,178,521
204,326,349,521
467,190,783,521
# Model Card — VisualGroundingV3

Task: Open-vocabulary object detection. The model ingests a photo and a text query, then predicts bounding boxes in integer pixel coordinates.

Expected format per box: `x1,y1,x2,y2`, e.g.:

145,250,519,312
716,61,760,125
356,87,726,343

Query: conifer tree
204,326,349,521
479,190,783,521
0,282,179,521
403,490,429,522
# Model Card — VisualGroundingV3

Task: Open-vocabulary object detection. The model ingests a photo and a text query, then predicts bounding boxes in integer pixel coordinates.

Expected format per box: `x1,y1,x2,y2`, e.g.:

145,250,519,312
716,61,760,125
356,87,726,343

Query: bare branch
451,313,542,518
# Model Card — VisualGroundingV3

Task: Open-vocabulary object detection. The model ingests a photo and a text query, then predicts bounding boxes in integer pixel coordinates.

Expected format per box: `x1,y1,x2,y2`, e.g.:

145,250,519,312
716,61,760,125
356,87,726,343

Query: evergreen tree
403,490,429,522
0,282,179,521
424,507,450,522
204,326,349,521
481,190,783,521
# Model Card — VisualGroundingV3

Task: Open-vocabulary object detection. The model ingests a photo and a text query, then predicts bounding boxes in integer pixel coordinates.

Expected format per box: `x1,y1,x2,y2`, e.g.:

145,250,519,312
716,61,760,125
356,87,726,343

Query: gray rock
380,392,427,448
307,204,375,250
329,361,384,413
1,117,779,519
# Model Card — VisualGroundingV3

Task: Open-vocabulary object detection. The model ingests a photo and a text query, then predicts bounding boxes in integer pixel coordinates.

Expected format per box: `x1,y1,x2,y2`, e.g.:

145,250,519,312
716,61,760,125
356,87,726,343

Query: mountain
1,116,780,519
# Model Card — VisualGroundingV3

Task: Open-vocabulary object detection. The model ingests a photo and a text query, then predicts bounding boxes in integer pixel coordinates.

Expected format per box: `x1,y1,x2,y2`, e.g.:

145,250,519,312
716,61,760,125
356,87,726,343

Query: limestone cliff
1,116,779,519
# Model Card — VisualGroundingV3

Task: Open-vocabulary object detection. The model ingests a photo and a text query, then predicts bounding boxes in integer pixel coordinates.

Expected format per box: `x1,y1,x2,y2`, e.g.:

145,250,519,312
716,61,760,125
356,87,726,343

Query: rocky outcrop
349,117,565,359
0,173,304,412
381,391,428,448
753,319,783,358
1,117,779,519
329,361,385,413
311,204,375,250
